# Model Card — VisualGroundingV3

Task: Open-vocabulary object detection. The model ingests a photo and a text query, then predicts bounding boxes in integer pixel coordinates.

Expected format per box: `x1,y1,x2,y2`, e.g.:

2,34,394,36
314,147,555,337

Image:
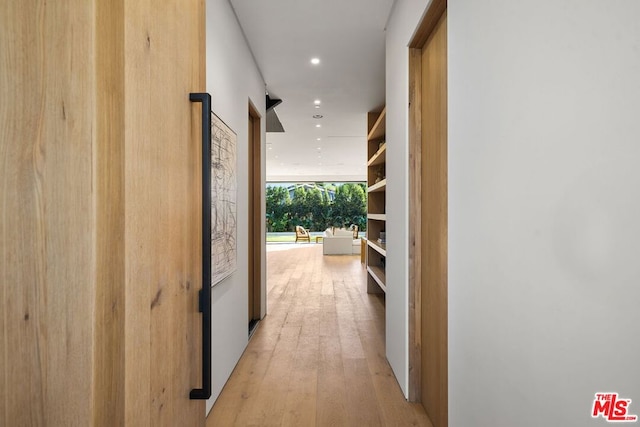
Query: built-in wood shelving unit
366,107,387,294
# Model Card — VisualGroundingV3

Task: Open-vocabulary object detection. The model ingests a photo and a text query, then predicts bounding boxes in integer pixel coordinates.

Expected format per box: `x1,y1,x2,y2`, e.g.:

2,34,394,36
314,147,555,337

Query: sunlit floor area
207,244,432,426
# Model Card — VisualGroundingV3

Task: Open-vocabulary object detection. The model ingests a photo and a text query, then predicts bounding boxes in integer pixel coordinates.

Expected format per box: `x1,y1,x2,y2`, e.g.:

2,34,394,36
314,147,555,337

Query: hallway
207,244,432,426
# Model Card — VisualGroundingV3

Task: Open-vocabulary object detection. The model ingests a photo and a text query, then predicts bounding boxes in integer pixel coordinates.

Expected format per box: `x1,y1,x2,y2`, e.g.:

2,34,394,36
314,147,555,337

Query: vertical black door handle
189,92,212,400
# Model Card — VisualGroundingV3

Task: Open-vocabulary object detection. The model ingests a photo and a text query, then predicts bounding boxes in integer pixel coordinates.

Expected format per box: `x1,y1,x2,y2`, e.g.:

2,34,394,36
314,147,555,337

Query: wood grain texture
1,1,96,424
207,245,433,426
93,0,126,424
366,107,387,295
408,46,424,403
123,0,205,425
248,113,254,322
420,11,448,427
248,104,262,322
2,1,205,425
367,107,387,141
409,0,447,49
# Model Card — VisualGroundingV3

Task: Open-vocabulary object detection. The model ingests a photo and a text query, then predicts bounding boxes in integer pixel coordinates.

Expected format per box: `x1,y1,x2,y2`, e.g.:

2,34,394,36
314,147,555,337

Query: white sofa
322,228,361,255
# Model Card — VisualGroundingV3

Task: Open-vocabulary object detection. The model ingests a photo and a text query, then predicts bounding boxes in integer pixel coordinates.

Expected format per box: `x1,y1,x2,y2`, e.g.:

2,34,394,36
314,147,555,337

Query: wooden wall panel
409,5,449,421
123,0,205,425
1,1,97,425
408,47,423,403
122,1,153,423
94,0,126,425
248,104,262,322
420,12,448,427
409,0,447,49
2,0,205,425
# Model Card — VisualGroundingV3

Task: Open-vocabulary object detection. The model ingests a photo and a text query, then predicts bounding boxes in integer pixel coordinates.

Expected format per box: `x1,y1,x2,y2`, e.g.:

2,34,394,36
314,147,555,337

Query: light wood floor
207,244,432,426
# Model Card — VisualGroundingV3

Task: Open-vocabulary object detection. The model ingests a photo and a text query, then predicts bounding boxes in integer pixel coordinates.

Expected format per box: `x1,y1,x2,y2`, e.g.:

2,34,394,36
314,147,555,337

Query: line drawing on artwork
210,113,237,286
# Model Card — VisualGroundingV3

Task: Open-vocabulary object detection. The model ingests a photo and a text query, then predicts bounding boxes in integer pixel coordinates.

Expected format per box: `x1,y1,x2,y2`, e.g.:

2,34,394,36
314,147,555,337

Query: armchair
295,225,311,243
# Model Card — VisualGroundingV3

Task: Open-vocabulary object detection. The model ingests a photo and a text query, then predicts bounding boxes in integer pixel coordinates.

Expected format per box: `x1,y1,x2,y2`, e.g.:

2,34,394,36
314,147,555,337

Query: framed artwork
210,113,237,286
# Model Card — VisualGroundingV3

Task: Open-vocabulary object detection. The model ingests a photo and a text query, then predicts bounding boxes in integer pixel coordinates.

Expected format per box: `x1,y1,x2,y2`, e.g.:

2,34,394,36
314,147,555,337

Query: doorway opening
408,1,448,426
248,102,262,337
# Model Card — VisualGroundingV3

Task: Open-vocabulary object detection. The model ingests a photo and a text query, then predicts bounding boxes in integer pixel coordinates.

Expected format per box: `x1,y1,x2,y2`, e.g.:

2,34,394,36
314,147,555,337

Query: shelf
367,213,386,221
368,239,387,256
367,179,386,193
367,107,387,141
367,143,386,166
367,105,386,297
367,266,387,293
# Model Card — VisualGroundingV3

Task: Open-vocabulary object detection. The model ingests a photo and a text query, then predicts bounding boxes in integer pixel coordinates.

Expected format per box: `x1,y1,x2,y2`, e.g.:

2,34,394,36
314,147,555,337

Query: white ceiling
229,0,394,182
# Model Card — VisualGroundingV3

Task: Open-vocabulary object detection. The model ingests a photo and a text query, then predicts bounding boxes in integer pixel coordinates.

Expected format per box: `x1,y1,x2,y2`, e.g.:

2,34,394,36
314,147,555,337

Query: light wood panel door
1,0,206,425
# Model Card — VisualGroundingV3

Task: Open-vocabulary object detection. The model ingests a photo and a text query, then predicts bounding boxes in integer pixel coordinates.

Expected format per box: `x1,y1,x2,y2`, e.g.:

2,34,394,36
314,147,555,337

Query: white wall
388,0,640,424
205,0,266,413
384,0,433,398
448,1,640,426
389,0,640,424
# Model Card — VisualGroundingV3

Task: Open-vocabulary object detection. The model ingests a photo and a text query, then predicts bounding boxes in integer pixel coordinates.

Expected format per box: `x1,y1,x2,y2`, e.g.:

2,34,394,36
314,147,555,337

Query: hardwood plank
359,319,433,427
207,245,432,426
280,335,319,426
315,333,349,426
208,347,271,425
343,358,384,426
234,325,300,426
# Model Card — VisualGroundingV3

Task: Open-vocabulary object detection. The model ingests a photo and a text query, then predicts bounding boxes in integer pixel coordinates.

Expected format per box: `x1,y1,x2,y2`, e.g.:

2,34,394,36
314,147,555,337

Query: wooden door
408,1,448,426
1,1,206,425
248,104,262,328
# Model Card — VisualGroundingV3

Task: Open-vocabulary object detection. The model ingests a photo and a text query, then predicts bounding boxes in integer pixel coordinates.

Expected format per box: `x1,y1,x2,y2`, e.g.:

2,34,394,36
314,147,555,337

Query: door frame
408,0,447,423
248,101,262,328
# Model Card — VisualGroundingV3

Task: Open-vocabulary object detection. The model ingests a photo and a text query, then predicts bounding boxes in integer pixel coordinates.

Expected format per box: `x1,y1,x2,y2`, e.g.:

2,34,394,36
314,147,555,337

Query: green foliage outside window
266,183,366,232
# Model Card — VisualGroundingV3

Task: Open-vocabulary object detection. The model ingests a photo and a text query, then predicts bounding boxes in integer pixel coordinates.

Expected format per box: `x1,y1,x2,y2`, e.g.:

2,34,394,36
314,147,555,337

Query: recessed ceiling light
314,105,320,109
315,124,321,128
314,99,321,105
313,114,323,119
316,138,321,141
311,58,320,65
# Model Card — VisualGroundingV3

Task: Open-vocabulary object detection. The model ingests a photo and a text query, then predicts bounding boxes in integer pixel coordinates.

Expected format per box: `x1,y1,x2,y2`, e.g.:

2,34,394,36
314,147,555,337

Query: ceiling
229,0,394,182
